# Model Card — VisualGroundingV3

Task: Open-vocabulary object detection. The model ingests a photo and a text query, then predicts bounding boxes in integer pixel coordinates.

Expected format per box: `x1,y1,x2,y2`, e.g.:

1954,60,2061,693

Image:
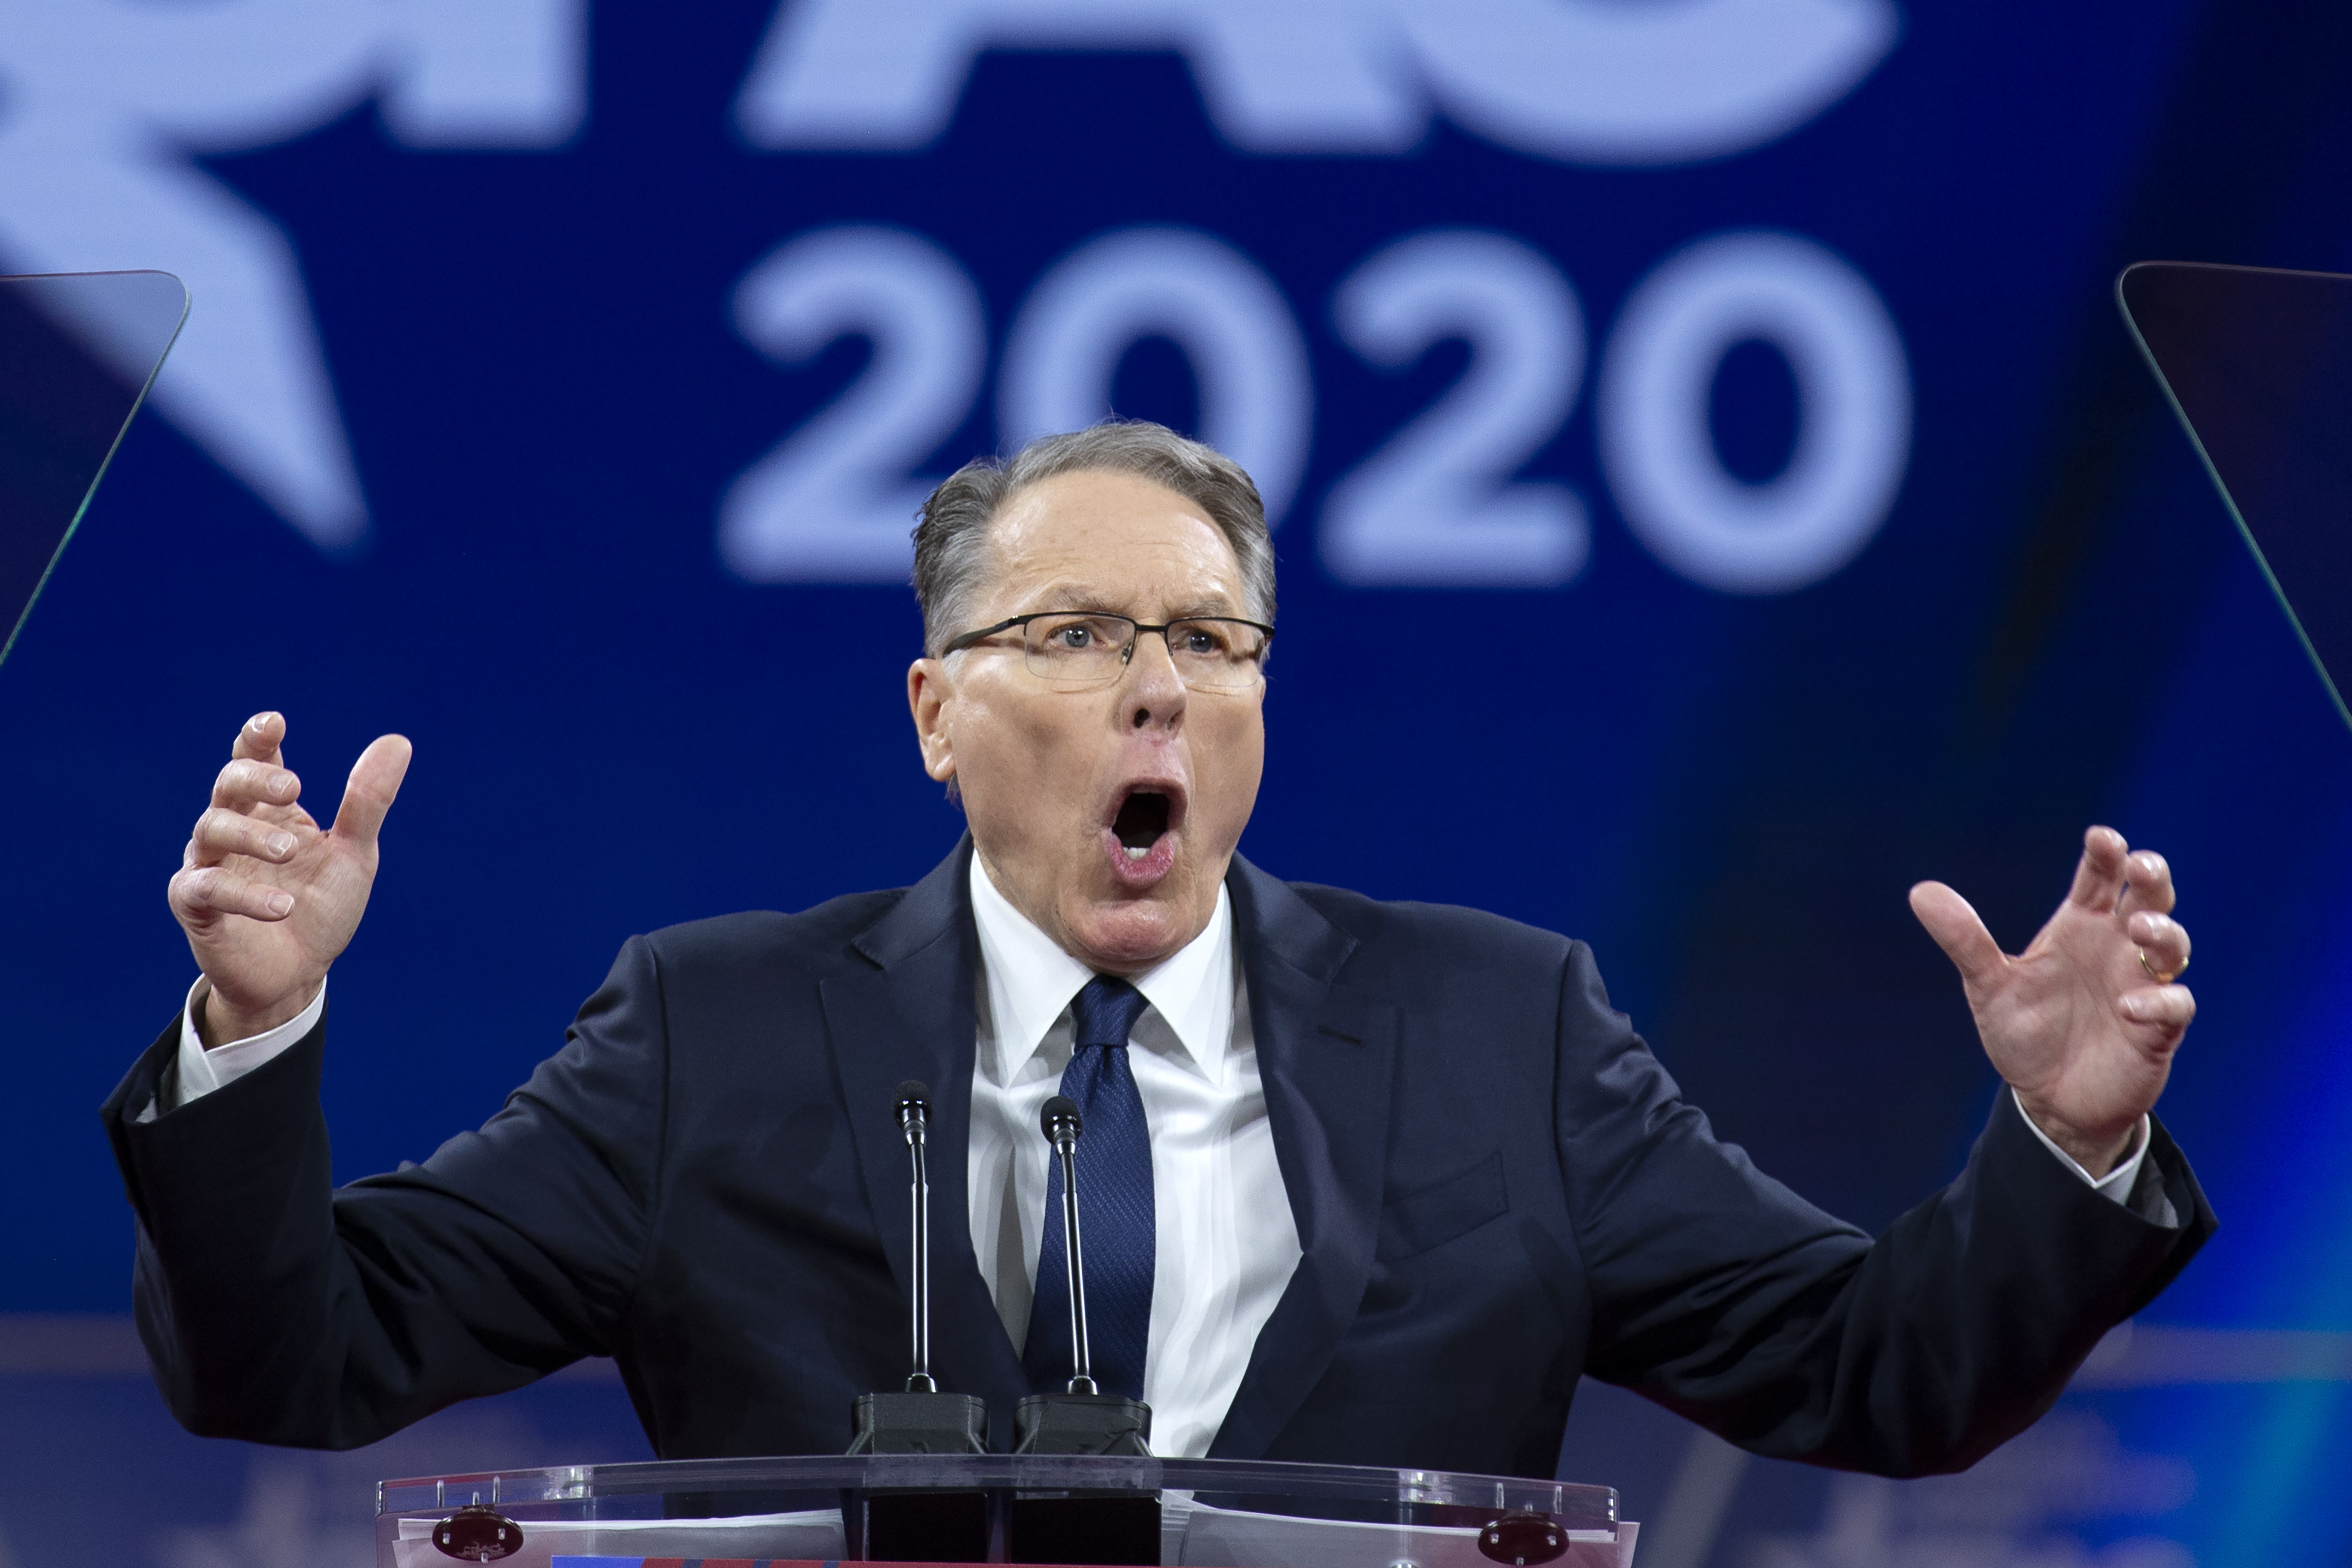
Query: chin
1065,893,1193,973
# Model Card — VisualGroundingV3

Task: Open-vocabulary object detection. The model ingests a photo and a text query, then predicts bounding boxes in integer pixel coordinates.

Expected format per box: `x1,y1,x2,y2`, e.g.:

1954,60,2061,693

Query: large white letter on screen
1321,230,1588,589
1395,0,1897,166
721,227,988,583
736,0,1898,166
998,229,1312,527
1598,231,1911,596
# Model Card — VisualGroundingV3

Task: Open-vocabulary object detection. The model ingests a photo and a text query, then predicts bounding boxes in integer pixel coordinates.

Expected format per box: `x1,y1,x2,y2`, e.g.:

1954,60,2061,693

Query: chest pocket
1376,1152,1509,1263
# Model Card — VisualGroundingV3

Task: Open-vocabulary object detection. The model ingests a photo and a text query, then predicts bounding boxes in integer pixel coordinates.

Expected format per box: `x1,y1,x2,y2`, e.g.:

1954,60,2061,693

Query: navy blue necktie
1023,975,1155,1400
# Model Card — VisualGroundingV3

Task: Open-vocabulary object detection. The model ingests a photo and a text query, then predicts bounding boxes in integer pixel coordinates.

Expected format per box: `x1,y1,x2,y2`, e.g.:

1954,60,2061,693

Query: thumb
1909,880,2006,986
330,734,413,847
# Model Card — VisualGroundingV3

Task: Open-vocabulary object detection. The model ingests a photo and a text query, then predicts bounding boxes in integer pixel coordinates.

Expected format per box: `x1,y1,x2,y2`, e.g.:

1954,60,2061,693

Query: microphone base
1009,1394,1157,1566
850,1486,992,1564
845,1391,993,1563
845,1390,991,1455
1010,1392,1152,1456
1005,1491,1161,1565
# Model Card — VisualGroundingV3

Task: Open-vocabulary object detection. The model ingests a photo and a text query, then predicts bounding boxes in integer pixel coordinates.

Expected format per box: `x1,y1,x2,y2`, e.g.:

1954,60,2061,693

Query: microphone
1039,1094,1096,1395
896,1079,936,1394
1007,1093,1153,1562
1010,1093,1152,1453
846,1080,988,1463
846,1080,991,1562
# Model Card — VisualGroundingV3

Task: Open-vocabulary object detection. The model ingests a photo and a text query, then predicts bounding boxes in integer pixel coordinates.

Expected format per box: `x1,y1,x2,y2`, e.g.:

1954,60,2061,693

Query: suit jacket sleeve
100,938,670,1450
1555,940,2214,1476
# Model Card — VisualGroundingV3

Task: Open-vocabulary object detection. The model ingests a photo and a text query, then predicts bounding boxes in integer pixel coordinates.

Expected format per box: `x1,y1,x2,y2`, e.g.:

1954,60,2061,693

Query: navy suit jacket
103,840,2212,1475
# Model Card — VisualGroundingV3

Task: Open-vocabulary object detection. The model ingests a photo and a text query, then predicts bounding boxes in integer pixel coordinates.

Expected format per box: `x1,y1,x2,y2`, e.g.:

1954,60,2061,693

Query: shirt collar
968,851,1233,1084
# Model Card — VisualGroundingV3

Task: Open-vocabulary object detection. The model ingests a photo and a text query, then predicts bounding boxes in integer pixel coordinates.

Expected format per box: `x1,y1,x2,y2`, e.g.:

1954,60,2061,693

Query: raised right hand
167,711,412,1046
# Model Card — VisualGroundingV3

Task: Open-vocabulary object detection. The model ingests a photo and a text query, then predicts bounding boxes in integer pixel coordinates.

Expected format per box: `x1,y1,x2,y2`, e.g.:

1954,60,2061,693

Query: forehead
978,469,1246,615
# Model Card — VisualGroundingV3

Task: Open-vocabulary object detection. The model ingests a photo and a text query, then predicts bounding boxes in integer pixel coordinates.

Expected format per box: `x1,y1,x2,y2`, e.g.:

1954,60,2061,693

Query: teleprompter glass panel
2120,260,2352,730
0,270,187,668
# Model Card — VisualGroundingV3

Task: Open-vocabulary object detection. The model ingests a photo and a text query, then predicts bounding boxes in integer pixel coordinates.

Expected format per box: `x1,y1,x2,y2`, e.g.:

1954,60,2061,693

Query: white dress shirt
160,875,2154,1448
964,854,1301,1458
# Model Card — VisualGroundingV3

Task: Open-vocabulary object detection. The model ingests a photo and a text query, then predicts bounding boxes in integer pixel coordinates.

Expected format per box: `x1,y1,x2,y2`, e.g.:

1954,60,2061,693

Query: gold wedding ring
2138,946,2187,983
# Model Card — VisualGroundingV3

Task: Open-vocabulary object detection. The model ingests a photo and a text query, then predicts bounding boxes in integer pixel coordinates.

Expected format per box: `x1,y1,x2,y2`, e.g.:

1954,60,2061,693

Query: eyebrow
1023,584,1242,619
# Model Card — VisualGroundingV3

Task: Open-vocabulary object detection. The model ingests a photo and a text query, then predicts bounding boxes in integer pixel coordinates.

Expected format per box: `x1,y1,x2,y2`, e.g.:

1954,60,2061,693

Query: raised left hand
1909,826,2194,1177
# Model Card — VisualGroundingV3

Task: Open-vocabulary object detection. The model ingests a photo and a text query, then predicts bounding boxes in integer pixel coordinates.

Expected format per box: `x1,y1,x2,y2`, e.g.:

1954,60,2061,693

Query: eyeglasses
941,611,1274,692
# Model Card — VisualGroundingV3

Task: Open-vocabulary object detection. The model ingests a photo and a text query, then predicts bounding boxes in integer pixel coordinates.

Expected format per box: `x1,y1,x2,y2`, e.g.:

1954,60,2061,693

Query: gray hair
912,421,1277,657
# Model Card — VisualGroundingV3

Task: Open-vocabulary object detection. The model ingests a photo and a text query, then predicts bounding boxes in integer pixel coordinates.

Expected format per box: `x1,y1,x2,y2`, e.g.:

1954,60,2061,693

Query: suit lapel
819,837,1029,1414
1210,856,1400,1460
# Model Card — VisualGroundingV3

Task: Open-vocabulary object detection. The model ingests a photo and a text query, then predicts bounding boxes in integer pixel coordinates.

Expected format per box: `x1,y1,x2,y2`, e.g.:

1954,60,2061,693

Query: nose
1121,627,1188,732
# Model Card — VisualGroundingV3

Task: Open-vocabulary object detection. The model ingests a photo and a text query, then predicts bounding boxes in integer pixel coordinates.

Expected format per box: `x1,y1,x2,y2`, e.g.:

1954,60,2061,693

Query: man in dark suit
108,422,2210,1475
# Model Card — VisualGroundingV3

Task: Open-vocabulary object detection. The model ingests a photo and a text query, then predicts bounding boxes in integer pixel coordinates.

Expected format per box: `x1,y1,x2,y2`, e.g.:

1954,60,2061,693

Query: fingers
197,742,305,872
169,863,295,924
2118,848,2178,917
2065,825,2132,911
211,756,301,812
2068,824,2179,918
230,710,286,768
2120,983,2196,1030
330,734,413,848
2128,910,2191,979
1909,881,2008,985
186,806,299,870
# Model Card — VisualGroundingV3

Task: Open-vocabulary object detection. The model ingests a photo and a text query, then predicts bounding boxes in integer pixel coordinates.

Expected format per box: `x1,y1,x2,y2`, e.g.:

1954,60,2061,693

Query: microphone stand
1049,1096,1096,1395
906,1082,936,1395
845,1082,990,1562
1009,1095,1157,1564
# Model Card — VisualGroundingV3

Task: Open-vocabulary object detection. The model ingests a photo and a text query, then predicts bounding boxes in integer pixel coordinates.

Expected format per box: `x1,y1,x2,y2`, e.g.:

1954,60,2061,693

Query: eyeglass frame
939,609,1276,690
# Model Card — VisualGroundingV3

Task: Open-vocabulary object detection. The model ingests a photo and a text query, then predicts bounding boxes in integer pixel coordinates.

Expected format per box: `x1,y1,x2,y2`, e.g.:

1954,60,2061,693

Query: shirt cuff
166,976,326,1113
2010,1085,2148,1205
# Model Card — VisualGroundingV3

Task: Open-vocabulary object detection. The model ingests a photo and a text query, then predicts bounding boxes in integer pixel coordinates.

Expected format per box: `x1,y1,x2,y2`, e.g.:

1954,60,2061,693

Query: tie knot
1072,975,1150,1051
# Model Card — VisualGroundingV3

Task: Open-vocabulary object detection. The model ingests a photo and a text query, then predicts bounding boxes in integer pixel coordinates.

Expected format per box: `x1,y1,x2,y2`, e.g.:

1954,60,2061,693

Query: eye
1052,623,1094,649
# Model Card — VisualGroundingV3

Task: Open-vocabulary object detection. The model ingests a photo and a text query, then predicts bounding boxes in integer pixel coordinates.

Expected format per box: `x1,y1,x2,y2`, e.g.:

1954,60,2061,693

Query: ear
907,657,957,784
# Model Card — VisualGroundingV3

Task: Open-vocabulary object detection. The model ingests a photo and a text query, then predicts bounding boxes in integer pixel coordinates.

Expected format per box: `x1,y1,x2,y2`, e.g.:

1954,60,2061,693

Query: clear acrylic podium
376,1454,1632,1568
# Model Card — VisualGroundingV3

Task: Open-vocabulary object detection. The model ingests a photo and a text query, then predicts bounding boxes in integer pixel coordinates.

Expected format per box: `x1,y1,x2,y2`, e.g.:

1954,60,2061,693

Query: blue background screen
3,2,2351,1563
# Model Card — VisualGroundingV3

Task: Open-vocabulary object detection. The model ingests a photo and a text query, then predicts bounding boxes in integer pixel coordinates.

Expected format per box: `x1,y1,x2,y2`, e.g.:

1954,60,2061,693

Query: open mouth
1112,790,1171,858
1101,783,1184,886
